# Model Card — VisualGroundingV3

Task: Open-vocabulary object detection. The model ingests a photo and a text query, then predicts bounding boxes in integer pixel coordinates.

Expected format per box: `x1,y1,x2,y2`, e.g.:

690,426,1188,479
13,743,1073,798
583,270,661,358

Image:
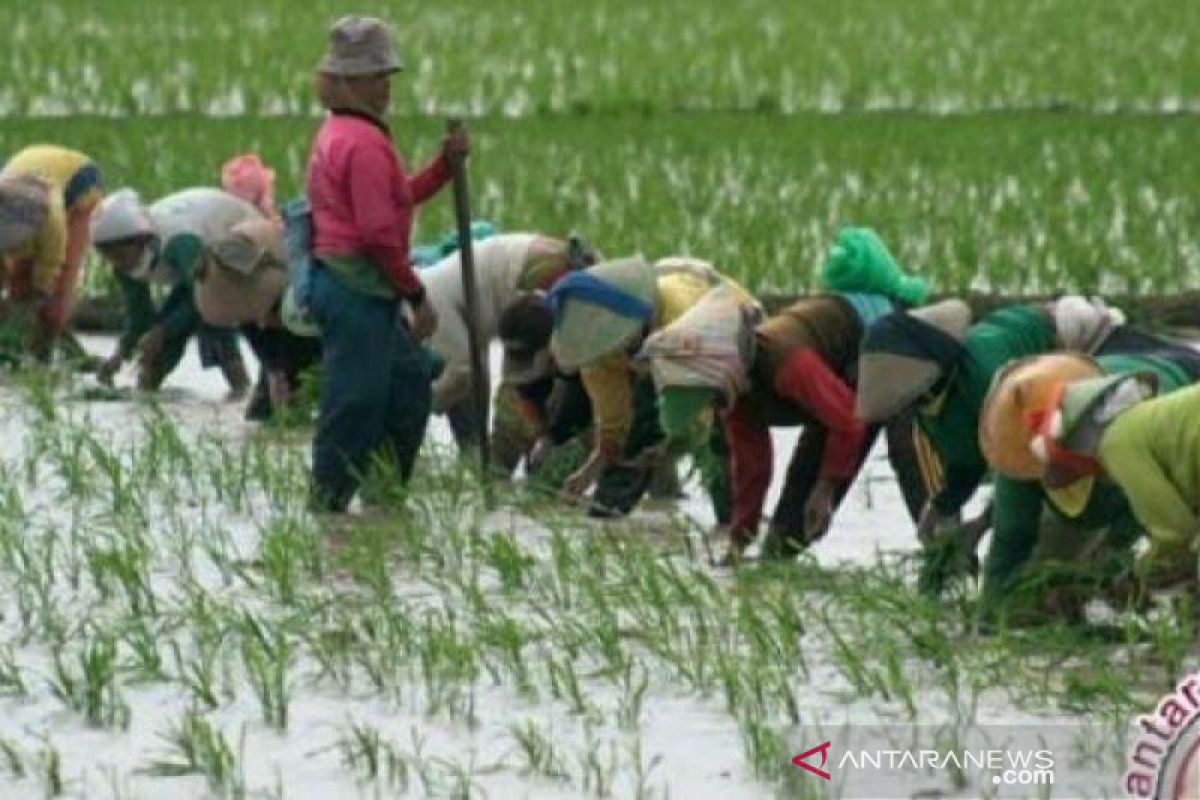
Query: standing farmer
0,145,104,361
306,16,468,512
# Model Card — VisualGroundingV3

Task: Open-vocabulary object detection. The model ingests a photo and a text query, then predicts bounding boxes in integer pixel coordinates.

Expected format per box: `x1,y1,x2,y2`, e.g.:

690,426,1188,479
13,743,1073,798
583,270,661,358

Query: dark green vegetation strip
3,112,1196,296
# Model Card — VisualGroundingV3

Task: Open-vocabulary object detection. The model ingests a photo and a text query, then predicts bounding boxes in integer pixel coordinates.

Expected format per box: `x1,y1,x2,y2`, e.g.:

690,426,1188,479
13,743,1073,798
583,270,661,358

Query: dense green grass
3,112,1197,295
3,0,1198,116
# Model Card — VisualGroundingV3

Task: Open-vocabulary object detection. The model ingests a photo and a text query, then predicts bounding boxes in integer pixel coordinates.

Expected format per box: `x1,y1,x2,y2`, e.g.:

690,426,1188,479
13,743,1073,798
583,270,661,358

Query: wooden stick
446,119,491,475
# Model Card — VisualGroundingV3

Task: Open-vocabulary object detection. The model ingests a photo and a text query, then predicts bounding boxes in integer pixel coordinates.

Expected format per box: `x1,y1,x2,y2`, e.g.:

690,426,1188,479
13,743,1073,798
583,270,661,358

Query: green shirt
920,305,1057,515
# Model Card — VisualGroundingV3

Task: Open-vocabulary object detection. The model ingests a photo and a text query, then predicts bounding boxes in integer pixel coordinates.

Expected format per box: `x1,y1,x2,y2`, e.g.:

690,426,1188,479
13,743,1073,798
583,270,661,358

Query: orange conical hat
979,352,1103,480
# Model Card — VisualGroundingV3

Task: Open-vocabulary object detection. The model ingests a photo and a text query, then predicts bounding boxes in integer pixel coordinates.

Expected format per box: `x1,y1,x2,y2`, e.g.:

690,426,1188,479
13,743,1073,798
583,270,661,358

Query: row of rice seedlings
332,723,499,798
1,111,1197,299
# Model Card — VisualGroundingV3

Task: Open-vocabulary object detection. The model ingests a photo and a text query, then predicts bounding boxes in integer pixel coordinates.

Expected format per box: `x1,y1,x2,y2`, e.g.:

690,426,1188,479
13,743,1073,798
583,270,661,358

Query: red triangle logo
792,741,832,780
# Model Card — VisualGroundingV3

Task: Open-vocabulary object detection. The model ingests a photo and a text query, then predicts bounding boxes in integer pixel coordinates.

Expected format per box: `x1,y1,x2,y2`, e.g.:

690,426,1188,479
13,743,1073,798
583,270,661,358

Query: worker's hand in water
409,297,438,341
135,326,166,368
803,478,838,543
526,435,554,473
712,527,746,568
96,352,124,387
560,449,608,503
622,441,669,472
916,502,960,546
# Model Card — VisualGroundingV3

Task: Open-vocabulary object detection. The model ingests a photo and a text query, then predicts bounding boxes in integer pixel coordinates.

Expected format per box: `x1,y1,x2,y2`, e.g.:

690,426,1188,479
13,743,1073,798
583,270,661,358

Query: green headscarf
658,385,719,442
821,227,929,306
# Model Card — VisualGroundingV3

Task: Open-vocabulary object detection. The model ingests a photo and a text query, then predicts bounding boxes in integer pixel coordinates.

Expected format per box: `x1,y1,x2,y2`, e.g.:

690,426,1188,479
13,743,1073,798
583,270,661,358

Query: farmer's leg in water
310,268,397,512
1005,492,1143,623
135,285,195,390
379,317,433,484
703,420,732,525
884,411,928,524
240,324,321,421
245,365,273,422
521,375,592,488
197,325,250,400
445,397,482,452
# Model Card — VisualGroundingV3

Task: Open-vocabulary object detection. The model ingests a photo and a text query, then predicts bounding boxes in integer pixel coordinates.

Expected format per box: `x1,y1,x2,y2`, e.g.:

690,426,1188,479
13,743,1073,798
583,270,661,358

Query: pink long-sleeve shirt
306,111,451,299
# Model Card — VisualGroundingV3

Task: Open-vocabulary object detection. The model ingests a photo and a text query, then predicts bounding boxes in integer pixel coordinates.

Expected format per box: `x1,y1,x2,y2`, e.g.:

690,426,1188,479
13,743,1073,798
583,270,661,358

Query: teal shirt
920,305,1057,515
979,352,1194,608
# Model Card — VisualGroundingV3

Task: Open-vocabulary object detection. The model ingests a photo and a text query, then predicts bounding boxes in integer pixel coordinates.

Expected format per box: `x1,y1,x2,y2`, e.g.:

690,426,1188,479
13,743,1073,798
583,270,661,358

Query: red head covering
221,153,276,219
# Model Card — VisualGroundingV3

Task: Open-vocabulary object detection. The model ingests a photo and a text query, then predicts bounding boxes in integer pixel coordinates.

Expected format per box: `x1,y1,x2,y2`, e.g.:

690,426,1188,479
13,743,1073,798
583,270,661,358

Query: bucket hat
318,16,402,77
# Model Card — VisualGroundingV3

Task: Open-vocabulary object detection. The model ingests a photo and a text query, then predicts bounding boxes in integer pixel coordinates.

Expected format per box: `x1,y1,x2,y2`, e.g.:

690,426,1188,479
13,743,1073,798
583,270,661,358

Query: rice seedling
84,534,156,616
143,711,246,799
257,516,323,605
48,631,130,729
334,720,409,789
544,652,597,719
0,646,27,697
615,660,650,730
39,739,64,797
483,530,534,592
169,637,224,712
577,721,619,798
415,611,482,722
119,618,168,683
0,737,25,780
238,612,291,729
508,718,571,782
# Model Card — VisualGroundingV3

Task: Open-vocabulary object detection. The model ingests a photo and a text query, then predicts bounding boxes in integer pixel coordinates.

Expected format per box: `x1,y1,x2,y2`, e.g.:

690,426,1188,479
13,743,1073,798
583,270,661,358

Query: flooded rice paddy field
0,340,1189,798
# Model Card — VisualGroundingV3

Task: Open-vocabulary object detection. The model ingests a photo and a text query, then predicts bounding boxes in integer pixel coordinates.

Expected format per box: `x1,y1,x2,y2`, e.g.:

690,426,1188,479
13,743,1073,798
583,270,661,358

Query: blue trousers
310,268,433,512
